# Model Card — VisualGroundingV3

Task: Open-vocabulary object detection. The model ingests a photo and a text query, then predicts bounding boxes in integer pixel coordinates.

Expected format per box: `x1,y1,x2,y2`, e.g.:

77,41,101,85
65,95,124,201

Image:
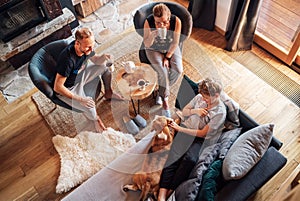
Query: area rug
53,128,136,193
31,28,240,138
32,92,88,137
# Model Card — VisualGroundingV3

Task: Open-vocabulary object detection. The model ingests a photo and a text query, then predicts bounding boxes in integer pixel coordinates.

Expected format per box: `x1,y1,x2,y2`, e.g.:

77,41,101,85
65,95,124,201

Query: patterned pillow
218,127,242,159
222,124,274,180
220,92,240,129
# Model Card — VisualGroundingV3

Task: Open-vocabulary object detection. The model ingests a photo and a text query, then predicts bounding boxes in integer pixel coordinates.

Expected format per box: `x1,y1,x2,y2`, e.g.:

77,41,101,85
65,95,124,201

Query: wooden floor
0,0,299,200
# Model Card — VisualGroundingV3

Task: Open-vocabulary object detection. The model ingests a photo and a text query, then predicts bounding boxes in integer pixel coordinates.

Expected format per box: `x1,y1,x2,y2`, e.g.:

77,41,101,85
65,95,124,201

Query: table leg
131,99,138,115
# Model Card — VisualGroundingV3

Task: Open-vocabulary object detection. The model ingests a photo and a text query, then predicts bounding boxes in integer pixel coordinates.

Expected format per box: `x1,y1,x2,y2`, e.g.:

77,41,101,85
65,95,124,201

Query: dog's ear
151,115,159,131
151,115,167,132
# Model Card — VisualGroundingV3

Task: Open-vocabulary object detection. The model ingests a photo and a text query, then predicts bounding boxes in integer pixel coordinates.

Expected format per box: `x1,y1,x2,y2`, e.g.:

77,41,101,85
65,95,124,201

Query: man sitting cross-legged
54,27,123,132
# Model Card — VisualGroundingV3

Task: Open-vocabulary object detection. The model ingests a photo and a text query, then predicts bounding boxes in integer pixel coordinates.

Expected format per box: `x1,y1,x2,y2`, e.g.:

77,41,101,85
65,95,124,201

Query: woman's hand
79,96,95,108
151,29,159,39
168,121,180,131
144,29,159,47
193,108,208,117
163,57,170,69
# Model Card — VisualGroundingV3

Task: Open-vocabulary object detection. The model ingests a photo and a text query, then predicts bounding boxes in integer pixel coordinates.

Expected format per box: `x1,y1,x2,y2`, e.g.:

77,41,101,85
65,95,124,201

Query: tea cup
137,79,149,90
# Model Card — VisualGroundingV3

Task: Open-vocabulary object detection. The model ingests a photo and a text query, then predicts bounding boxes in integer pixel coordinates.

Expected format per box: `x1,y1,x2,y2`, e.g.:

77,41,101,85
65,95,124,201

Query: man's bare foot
95,116,106,133
104,90,125,101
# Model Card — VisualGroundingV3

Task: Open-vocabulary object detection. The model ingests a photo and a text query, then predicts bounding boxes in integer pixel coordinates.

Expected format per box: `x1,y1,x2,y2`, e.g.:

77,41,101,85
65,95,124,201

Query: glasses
155,20,170,26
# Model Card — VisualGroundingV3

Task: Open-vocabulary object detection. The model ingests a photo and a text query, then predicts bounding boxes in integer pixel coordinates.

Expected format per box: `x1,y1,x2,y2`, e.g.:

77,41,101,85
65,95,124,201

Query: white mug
122,61,136,74
106,61,114,72
157,28,167,39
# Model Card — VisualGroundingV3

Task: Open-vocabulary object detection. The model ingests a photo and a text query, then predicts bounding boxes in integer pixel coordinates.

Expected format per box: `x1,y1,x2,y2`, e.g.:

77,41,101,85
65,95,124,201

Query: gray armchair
133,1,193,64
28,39,101,112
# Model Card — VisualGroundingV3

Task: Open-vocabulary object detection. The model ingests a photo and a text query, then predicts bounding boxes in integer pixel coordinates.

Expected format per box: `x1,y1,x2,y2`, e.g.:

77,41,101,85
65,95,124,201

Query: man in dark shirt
54,27,123,132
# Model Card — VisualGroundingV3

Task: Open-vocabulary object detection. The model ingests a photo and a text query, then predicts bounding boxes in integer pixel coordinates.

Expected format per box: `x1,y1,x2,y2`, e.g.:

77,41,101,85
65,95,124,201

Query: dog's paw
123,184,139,192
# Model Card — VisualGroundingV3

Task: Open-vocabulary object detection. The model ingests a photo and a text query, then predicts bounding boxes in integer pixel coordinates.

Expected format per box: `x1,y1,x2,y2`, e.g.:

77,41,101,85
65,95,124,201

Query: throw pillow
222,124,274,180
175,143,221,201
52,128,136,193
197,159,223,201
218,127,242,159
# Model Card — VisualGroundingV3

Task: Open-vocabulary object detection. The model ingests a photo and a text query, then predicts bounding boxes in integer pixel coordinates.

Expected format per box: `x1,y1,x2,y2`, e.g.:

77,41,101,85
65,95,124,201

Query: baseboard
214,26,226,36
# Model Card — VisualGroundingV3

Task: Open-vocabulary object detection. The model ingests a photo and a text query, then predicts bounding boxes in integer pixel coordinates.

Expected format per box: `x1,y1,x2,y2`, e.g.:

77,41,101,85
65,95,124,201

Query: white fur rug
52,128,136,193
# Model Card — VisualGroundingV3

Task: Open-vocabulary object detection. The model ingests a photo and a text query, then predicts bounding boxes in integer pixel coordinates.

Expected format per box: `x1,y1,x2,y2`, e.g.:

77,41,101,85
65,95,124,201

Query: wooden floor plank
13,187,40,201
0,165,25,191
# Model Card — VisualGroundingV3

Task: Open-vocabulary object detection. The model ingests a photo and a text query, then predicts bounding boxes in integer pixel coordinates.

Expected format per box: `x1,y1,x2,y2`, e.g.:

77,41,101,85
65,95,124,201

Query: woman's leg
145,49,170,99
169,46,183,86
159,132,196,189
170,139,203,189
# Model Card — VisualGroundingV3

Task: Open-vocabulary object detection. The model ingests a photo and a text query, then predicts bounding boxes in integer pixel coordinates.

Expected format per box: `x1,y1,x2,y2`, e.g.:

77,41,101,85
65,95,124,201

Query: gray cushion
222,124,274,180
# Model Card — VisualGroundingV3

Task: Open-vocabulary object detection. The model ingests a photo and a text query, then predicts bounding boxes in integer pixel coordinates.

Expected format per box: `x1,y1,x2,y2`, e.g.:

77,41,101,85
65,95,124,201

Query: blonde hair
75,27,93,41
198,78,222,96
153,3,171,18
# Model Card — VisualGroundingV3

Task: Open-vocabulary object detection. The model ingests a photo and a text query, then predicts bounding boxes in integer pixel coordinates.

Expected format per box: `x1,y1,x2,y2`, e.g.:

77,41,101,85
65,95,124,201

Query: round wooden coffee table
116,63,157,114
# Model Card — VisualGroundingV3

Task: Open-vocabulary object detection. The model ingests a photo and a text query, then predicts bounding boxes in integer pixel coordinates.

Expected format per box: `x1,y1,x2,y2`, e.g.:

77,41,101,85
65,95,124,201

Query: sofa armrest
238,109,259,133
215,147,287,201
239,110,283,150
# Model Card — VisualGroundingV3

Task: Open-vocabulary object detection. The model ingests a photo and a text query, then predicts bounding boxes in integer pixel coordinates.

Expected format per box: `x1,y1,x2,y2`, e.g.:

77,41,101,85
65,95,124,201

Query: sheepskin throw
52,128,136,193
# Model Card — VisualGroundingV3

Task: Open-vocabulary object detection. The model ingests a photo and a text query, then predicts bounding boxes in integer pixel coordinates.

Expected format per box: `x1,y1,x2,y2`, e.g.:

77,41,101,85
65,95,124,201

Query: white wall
215,0,233,32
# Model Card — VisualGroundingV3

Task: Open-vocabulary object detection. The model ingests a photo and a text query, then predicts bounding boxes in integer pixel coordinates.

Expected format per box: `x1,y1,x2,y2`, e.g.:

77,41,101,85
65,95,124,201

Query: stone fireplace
0,0,76,69
0,0,49,42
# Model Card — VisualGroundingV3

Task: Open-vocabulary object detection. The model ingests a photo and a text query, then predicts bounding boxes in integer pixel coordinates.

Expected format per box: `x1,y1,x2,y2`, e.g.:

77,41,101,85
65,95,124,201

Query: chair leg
96,91,105,102
44,104,58,116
